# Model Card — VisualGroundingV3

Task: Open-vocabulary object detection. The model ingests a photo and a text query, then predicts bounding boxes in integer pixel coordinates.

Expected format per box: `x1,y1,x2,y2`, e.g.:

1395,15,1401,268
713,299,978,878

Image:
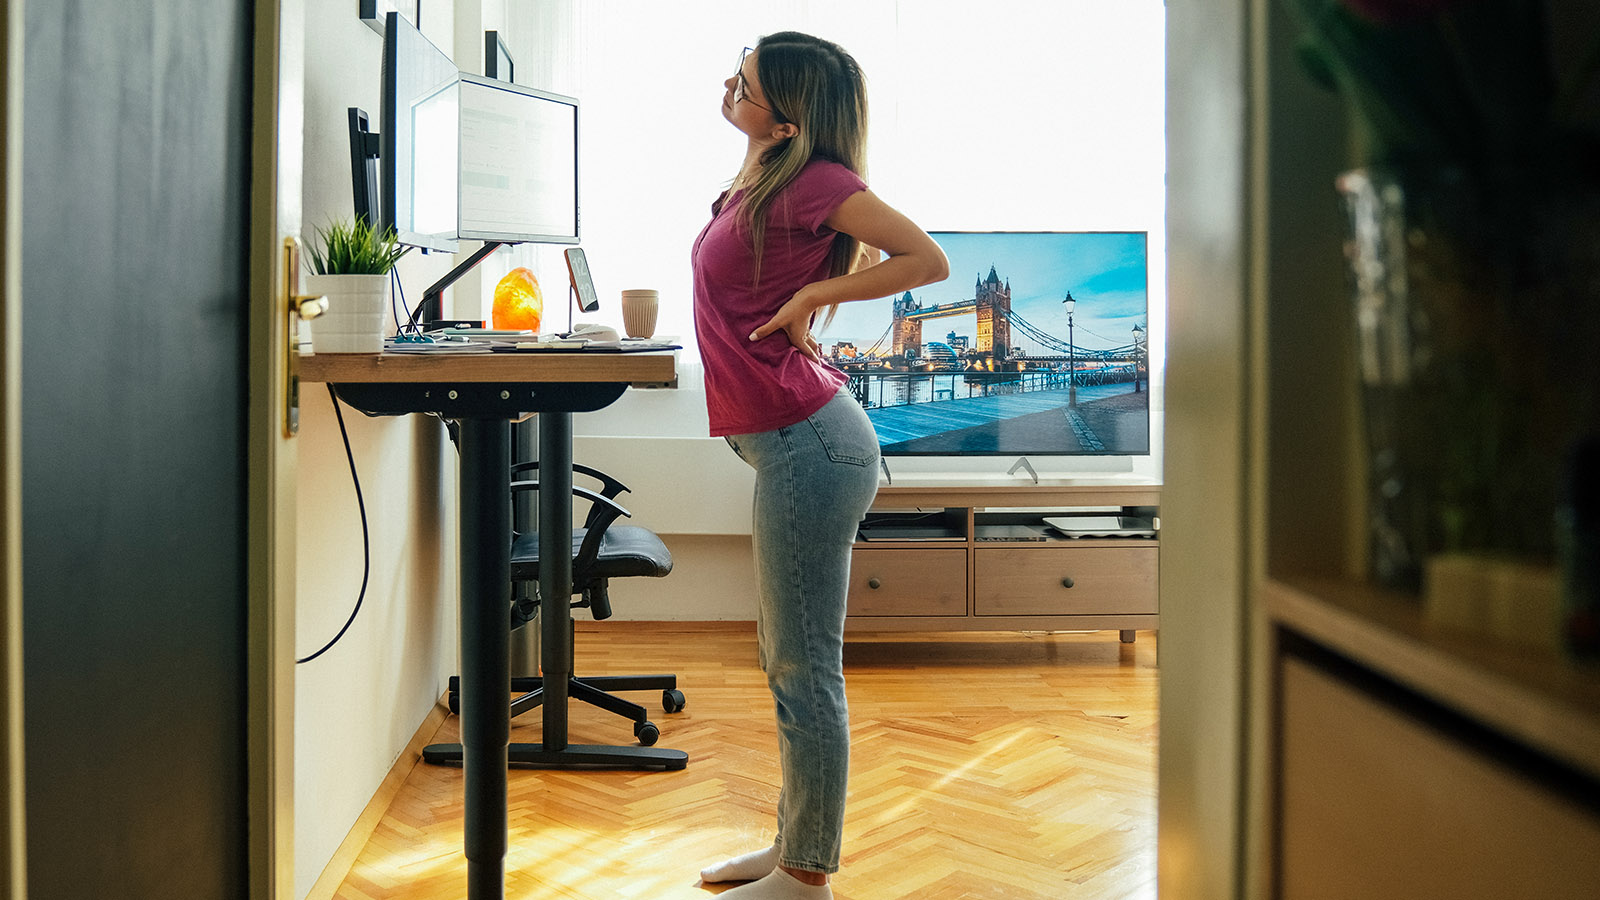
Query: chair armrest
511,462,631,498
508,479,632,574
511,462,631,529
508,479,633,521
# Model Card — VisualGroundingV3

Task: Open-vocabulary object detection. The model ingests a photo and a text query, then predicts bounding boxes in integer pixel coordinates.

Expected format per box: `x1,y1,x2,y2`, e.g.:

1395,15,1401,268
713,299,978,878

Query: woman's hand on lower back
750,288,823,361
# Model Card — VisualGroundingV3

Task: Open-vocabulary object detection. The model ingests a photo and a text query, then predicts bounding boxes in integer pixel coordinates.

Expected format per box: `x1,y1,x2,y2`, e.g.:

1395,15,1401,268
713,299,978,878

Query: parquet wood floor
329,623,1157,900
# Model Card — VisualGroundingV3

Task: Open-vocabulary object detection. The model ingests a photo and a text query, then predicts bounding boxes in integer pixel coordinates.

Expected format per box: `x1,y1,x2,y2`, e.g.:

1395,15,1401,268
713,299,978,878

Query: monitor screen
457,76,579,244
381,12,460,252
825,231,1151,456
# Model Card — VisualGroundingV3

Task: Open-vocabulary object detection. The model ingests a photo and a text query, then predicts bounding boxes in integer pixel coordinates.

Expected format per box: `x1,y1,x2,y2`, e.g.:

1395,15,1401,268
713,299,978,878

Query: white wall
291,2,580,897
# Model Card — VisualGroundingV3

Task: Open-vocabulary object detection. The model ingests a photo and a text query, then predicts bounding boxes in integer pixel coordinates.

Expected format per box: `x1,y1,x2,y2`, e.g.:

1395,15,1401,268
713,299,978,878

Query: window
572,1,1165,362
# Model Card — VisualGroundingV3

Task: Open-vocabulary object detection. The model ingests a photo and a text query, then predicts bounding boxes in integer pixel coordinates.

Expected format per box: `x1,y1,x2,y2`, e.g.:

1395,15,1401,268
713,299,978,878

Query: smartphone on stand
563,247,601,333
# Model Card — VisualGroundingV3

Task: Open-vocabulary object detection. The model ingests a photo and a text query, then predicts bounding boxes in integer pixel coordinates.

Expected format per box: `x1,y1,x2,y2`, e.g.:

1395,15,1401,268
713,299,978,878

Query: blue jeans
723,389,880,874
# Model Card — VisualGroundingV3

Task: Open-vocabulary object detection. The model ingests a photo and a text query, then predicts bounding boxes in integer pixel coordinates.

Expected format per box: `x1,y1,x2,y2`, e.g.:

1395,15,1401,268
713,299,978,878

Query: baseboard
304,695,452,900
573,619,756,633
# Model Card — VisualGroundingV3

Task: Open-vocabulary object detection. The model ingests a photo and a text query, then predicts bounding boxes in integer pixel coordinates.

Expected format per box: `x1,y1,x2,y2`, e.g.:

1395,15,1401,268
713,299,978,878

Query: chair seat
510,525,673,581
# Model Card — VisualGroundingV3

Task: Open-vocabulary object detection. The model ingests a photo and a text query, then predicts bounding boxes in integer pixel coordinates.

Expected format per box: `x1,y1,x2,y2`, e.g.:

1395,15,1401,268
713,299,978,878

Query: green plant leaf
305,217,408,275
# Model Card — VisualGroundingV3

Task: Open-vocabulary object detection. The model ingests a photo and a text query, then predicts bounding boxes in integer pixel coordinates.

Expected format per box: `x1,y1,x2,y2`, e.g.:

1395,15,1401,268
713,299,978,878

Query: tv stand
846,479,1160,640
1005,456,1041,483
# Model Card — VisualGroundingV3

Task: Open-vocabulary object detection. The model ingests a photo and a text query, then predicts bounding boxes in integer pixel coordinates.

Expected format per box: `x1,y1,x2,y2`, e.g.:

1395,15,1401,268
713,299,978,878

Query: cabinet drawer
848,549,967,617
1279,656,1600,898
974,546,1157,616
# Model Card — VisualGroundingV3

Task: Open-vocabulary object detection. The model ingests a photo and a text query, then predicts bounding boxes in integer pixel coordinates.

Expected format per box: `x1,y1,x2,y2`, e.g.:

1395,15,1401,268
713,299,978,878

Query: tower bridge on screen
844,264,1145,372
829,255,1151,454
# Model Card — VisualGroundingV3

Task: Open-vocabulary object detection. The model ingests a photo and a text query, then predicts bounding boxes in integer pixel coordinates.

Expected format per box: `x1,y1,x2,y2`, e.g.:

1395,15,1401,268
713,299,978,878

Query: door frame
1,0,24,894
247,0,304,897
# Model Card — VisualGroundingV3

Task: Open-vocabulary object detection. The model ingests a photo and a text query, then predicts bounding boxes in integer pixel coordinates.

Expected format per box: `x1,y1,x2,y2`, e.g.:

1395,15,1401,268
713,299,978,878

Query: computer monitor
380,11,460,252
457,75,579,245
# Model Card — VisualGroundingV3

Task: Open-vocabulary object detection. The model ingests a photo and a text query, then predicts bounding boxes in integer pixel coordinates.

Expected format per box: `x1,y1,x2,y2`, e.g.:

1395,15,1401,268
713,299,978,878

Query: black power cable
296,384,372,664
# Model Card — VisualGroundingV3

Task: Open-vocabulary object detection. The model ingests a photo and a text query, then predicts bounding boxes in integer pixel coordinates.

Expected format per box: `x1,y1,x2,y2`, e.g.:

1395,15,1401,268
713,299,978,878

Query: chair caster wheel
635,721,660,746
662,689,686,713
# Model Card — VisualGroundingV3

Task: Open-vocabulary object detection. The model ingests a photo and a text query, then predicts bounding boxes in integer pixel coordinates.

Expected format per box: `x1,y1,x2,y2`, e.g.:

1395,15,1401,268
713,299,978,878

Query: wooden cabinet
974,545,1158,616
845,480,1160,636
1276,650,1600,900
847,549,967,617
1266,580,1600,897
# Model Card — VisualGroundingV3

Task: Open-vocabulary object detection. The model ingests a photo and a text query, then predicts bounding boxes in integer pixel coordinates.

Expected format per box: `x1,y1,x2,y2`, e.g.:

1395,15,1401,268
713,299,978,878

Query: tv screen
825,231,1151,456
381,12,460,252
457,75,579,244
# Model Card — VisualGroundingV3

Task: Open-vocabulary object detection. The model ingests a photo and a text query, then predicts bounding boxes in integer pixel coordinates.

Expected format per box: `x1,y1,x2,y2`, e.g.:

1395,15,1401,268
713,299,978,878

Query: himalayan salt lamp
492,267,543,332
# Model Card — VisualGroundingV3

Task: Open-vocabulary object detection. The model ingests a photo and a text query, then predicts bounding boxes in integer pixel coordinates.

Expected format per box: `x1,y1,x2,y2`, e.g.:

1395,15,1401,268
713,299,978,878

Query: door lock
282,237,327,436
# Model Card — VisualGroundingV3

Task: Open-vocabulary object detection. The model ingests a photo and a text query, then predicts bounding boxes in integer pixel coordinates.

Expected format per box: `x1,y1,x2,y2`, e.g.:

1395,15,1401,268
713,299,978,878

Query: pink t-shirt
692,159,866,436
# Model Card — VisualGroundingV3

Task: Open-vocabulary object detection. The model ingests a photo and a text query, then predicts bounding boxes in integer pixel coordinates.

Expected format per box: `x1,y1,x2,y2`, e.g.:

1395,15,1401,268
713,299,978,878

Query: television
380,11,460,252
824,231,1151,457
457,75,579,245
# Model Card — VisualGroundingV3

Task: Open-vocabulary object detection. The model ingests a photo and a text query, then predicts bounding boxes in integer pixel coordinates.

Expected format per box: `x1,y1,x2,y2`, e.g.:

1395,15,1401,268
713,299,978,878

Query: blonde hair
733,32,868,326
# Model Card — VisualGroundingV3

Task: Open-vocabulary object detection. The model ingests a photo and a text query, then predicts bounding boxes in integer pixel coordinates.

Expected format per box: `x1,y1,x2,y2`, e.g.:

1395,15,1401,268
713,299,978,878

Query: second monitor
381,11,580,253
458,75,579,245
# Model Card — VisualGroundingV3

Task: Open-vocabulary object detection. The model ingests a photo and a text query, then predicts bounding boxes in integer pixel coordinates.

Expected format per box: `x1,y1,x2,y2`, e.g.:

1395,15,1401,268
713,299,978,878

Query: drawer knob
1061,576,1075,589
867,577,882,590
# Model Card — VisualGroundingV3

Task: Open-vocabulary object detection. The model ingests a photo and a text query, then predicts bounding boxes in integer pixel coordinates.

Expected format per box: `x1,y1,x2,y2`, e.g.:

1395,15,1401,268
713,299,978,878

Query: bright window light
571,0,1165,362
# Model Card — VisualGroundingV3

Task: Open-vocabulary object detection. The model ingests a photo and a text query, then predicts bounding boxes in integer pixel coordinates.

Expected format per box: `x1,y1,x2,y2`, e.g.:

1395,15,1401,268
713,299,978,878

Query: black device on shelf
348,108,382,228
484,29,514,82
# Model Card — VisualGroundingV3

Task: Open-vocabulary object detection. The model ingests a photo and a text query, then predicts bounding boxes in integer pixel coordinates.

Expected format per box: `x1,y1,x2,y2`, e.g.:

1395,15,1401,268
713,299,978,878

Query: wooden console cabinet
845,480,1160,638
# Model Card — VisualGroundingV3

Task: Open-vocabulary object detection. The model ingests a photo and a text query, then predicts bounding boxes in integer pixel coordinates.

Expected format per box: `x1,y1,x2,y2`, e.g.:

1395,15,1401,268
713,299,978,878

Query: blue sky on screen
822,231,1149,353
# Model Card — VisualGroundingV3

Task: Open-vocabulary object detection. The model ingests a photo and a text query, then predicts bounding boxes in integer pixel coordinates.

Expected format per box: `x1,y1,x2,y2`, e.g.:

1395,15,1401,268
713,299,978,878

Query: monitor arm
405,240,511,329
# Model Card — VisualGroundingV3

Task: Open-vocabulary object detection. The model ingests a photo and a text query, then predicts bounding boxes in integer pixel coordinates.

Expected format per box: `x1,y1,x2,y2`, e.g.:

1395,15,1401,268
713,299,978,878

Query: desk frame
300,352,685,900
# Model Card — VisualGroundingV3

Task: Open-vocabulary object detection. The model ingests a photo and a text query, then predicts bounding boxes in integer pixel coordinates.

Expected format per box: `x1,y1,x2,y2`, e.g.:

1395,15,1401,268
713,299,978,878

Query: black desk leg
518,410,685,769
538,411,574,750
458,417,511,900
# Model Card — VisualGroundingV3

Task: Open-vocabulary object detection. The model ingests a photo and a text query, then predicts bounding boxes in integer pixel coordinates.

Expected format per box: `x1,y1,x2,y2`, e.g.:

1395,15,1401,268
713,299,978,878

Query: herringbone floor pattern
331,624,1157,900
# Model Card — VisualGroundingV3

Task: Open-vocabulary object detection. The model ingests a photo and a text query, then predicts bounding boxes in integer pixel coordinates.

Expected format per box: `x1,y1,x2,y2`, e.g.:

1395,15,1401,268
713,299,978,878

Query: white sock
714,867,832,899
700,840,781,883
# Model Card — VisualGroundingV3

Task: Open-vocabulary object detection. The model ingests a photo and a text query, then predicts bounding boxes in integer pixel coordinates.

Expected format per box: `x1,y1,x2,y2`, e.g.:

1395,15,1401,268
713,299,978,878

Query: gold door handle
294,294,328,320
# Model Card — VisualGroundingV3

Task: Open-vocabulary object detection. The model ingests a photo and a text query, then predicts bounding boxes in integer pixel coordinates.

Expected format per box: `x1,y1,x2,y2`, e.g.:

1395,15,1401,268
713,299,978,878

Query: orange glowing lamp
492,267,543,332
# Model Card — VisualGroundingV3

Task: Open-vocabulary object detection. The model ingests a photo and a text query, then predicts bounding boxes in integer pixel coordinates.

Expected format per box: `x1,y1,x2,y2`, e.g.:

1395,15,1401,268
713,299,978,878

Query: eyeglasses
733,47,785,120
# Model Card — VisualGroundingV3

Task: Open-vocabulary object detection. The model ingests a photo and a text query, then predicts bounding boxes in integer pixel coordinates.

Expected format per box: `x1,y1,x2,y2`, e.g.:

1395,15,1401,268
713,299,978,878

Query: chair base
449,674,684,723
421,741,688,770
437,673,688,767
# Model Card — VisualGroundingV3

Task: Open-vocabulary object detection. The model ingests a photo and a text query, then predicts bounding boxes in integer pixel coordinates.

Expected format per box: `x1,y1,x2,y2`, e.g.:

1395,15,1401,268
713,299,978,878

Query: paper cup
620,289,659,339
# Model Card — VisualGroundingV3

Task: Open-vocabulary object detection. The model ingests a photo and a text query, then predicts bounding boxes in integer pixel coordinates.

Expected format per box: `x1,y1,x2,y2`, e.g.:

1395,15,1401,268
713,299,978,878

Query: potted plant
303,217,407,353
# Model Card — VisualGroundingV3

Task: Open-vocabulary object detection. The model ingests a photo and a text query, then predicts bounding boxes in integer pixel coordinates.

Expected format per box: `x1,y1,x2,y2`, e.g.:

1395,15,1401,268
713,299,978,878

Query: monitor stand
404,240,512,330
1006,456,1041,484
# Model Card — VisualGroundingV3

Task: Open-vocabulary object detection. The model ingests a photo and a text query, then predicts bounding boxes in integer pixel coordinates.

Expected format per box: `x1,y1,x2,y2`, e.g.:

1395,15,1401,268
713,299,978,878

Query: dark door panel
21,2,253,897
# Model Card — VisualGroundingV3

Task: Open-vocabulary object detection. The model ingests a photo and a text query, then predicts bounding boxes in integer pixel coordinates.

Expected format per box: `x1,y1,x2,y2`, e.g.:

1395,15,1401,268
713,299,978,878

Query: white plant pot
304,273,389,353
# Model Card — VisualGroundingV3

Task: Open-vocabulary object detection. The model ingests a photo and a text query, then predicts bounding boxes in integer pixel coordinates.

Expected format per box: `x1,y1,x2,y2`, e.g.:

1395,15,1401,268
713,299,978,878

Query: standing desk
300,350,686,900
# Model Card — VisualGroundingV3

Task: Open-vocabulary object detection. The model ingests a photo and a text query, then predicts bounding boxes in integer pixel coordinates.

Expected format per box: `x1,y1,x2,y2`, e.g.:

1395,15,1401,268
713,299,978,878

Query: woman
691,31,949,899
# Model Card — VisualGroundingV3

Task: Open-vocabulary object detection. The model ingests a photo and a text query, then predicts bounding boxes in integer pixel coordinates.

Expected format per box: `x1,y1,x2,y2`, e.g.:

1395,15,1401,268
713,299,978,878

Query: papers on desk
378,331,682,354
435,328,534,339
492,337,682,353
382,335,496,353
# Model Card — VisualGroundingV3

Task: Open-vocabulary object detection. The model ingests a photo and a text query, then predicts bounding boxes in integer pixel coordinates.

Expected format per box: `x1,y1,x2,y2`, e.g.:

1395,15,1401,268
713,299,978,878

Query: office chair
438,461,684,752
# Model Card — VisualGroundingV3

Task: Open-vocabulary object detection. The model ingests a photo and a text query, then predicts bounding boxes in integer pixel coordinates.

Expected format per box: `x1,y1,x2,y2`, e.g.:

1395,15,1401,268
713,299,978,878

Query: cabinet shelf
845,482,1160,638
1266,574,1600,783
